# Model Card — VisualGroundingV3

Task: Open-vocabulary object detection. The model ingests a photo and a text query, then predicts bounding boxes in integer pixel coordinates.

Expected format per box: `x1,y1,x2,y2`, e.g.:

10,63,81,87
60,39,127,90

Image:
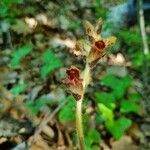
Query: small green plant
117,29,147,70
85,129,101,150
64,18,116,150
98,103,132,140
10,44,33,67
101,74,132,99
95,74,141,139
118,30,141,46
59,96,76,123
26,98,52,115
10,83,27,95
0,0,24,20
93,0,107,19
41,49,63,79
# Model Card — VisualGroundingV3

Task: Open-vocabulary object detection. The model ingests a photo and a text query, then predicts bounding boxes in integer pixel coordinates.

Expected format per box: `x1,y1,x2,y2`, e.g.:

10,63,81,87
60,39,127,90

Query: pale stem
76,98,85,150
76,63,91,150
138,0,149,55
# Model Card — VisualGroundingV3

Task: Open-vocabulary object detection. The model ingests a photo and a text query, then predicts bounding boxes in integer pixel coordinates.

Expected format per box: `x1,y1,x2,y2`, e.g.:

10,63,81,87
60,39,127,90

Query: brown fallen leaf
0,137,7,144
100,140,111,150
29,135,53,150
128,124,145,144
111,135,140,150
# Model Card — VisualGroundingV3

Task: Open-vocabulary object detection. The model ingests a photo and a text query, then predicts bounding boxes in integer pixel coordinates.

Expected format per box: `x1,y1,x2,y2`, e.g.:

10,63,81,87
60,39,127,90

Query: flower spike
65,18,116,150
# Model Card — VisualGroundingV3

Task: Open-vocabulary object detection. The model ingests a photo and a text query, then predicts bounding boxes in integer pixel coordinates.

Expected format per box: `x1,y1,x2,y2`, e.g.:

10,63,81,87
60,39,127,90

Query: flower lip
95,40,105,50
66,66,82,85
65,66,83,101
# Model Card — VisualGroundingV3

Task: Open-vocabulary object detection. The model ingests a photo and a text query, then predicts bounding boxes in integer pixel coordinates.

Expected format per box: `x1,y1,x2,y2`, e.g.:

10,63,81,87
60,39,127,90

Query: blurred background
0,0,150,150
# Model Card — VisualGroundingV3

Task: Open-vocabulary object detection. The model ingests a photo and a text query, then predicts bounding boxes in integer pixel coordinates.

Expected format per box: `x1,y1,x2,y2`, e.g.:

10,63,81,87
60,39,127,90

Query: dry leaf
0,137,7,144
111,135,140,150
29,135,52,150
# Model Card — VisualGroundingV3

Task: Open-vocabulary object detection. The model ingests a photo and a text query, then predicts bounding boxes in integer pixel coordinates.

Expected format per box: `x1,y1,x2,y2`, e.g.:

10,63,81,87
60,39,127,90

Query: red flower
84,19,116,67
66,66,83,100
87,40,106,67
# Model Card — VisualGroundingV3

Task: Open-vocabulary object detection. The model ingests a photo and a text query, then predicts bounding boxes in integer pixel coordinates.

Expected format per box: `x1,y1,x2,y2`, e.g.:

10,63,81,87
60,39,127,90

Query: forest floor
0,0,150,150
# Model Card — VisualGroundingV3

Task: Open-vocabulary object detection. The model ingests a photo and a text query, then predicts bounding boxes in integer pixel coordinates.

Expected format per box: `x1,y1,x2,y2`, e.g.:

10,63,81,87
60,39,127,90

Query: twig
138,0,149,55
138,0,150,115
28,99,68,146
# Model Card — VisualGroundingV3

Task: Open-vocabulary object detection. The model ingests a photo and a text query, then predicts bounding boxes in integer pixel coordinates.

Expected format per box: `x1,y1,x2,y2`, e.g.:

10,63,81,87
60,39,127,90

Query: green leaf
101,74,132,99
92,146,99,150
10,83,27,95
97,104,132,140
85,129,100,150
120,100,139,113
108,117,132,140
118,30,141,46
128,93,141,102
131,52,144,68
12,0,24,4
41,49,63,79
88,129,101,144
0,4,8,17
95,92,116,109
58,96,76,123
97,103,114,126
10,44,33,67
26,98,51,115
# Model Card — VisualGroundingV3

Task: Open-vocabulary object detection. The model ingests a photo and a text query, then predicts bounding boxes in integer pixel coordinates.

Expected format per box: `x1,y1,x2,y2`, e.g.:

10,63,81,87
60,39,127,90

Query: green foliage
120,100,139,113
58,96,76,123
93,0,107,19
117,29,146,70
131,52,144,68
128,93,141,102
0,0,24,19
41,49,63,79
98,104,132,140
118,30,141,46
95,92,115,109
95,74,140,139
101,74,132,99
10,83,27,95
10,44,33,67
98,103,114,126
85,129,101,150
108,117,132,140
26,98,51,115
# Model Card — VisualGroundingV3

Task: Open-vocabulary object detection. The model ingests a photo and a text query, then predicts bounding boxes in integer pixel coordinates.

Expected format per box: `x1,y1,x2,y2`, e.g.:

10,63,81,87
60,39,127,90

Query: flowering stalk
76,97,84,150
65,18,116,150
76,63,90,150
